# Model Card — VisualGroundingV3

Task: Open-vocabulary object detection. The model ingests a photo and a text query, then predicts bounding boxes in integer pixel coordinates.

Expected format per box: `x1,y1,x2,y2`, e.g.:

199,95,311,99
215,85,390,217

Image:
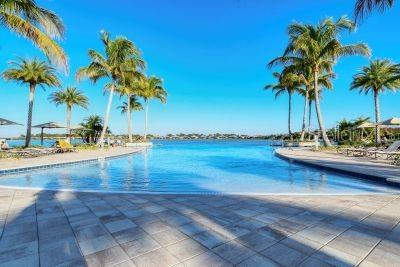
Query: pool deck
0,189,399,266
275,148,400,185
0,147,144,172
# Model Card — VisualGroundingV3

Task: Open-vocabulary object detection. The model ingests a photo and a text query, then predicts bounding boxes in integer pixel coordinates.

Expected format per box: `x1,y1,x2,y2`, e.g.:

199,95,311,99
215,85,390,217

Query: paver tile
132,247,179,267
104,218,137,233
181,251,232,267
112,227,148,244
121,235,161,258
178,222,208,236
212,240,255,264
78,234,118,256
236,254,279,267
261,243,308,267
166,238,207,261
85,246,129,267
238,231,277,252
152,228,188,246
192,230,228,249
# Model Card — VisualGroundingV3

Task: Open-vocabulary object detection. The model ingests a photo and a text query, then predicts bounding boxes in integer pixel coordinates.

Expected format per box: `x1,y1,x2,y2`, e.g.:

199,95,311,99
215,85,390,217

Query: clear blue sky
0,0,399,137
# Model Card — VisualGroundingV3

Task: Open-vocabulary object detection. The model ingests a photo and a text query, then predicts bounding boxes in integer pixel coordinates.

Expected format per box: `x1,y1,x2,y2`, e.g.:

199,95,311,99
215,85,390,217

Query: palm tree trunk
288,91,292,139
66,106,72,143
144,100,149,141
127,94,132,142
374,89,381,145
98,83,115,148
307,99,312,140
313,70,332,147
300,87,309,141
24,84,36,148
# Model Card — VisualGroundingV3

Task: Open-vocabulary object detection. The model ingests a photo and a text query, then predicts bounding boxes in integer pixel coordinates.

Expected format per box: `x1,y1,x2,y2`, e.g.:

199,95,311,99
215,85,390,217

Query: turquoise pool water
0,140,398,194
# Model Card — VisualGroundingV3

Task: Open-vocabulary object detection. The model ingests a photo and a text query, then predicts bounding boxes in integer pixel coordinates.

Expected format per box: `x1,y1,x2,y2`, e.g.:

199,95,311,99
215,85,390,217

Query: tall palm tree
265,69,304,138
2,58,60,147
0,0,67,70
269,16,370,147
48,87,89,142
116,73,144,142
139,76,167,140
350,59,400,145
117,95,143,141
284,61,334,141
77,31,144,147
354,0,394,21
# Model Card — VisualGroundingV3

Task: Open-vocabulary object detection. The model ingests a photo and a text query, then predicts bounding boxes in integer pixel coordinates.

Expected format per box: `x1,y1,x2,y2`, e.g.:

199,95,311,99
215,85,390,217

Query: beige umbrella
379,117,400,126
354,122,375,129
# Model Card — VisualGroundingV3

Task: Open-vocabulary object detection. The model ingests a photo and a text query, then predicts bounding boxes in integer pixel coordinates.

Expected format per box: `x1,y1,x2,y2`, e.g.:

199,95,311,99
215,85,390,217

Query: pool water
0,140,398,194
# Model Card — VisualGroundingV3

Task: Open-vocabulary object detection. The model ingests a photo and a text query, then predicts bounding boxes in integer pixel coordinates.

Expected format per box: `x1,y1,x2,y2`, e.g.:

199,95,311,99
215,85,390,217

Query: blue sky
0,0,399,137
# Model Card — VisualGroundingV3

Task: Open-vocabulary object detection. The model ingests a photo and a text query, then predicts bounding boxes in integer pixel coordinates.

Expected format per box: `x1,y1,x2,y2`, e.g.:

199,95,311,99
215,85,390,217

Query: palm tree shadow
0,180,398,266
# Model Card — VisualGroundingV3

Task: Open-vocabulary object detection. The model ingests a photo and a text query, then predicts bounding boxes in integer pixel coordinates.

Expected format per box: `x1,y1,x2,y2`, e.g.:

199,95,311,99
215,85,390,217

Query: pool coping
275,148,400,187
0,149,143,176
0,184,398,196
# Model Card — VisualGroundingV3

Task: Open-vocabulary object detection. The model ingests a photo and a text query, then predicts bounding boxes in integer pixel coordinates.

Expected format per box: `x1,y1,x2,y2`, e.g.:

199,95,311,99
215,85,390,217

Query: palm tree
354,0,394,21
284,61,334,141
265,69,304,138
117,95,143,141
269,16,370,147
77,31,144,147
116,73,144,142
139,76,167,140
2,58,60,147
0,0,67,70
48,87,89,142
350,59,400,145
77,115,105,144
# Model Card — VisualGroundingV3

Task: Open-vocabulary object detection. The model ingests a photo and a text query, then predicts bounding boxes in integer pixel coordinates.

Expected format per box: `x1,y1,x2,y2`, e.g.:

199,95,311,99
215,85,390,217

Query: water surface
0,140,398,194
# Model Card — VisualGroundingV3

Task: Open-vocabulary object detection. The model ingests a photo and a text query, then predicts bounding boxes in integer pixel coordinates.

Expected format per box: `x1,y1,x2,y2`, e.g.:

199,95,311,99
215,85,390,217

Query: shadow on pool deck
0,185,400,266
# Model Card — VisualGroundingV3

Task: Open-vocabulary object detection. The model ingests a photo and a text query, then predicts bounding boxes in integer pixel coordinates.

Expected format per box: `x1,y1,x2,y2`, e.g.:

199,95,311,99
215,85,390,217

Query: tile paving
0,189,399,266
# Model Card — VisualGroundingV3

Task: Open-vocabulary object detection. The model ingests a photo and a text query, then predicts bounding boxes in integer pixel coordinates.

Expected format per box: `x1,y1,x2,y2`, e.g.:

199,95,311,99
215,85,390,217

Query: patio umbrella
353,122,375,139
33,122,66,145
0,117,22,126
379,117,400,126
354,122,375,129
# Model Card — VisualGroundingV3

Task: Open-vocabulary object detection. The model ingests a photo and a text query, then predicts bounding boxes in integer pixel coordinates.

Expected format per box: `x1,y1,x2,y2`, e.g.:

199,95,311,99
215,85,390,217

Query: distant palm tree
77,31,144,147
116,73,144,142
269,16,370,147
265,69,304,138
139,76,167,140
0,0,67,70
350,59,400,145
2,58,60,147
354,0,394,21
48,87,89,142
117,95,143,141
77,115,105,144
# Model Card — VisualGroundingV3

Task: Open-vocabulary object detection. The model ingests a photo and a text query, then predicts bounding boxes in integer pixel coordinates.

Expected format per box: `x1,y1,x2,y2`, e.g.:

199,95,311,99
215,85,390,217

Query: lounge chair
338,147,368,157
366,141,400,159
54,140,76,153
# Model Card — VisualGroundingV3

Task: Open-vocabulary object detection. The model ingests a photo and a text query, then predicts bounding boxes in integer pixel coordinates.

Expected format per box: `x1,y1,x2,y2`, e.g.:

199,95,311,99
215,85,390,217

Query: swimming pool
0,140,398,194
